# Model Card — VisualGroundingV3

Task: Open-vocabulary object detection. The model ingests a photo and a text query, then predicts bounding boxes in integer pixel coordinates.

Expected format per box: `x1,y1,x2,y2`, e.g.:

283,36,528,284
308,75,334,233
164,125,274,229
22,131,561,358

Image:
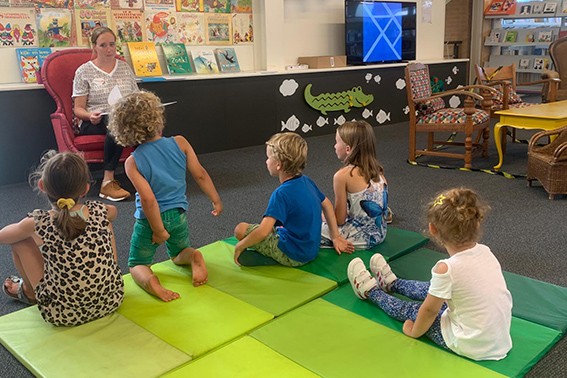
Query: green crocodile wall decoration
304,84,374,115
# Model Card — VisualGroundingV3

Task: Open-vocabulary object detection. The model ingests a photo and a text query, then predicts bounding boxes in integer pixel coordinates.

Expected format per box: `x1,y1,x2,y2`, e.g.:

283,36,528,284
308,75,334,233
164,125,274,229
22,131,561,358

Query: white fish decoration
403,105,410,115
316,116,329,127
452,66,459,75
281,115,300,131
376,109,391,124
301,123,312,133
334,115,346,126
362,108,373,119
446,76,453,85
374,75,381,84
449,95,461,108
365,73,372,82
395,78,406,90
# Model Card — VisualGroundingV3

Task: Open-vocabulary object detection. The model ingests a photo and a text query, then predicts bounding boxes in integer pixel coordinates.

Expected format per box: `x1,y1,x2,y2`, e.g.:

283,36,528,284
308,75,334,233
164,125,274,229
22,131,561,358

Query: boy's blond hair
427,187,489,246
108,90,165,147
266,132,307,176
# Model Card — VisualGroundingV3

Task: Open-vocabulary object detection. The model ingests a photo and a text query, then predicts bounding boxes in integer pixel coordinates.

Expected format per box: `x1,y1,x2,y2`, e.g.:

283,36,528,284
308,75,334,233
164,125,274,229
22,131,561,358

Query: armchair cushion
417,108,490,125
408,67,445,115
492,83,523,105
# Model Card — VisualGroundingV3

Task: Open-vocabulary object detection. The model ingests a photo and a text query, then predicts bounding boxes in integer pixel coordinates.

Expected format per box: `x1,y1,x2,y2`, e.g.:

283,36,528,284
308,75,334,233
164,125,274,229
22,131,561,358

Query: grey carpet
0,121,565,377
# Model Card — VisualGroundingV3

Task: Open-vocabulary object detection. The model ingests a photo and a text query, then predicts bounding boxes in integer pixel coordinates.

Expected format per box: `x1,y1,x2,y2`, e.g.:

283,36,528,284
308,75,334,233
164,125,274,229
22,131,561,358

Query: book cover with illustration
215,47,240,73
110,0,144,10
0,8,37,47
532,2,544,13
175,12,205,44
232,12,252,44
205,13,231,45
145,9,177,44
192,48,218,74
204,0,230,13
504,30,518,42
144,0,175,10
484,0,516,15
231,0,252,13
518,58,530,70
16,47,51,83
162,43,193,74
562,0,567,14
74,0,110,9
537,30,553,42
75,8,111,46
533,57,550,70
36,9,73,47
176,0,202,12
487,29,502,43
127,41,163,76
112,10,145,43
543,1,558,14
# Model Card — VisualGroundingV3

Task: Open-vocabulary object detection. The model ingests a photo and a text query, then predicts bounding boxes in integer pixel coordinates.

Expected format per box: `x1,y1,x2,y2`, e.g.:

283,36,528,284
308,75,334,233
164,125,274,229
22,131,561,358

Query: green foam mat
174,241,337,316
251,299,505,378
223,227,428,284
389,248,567,332
0,307,190,378
324,284,562,378
163,336,318,377
118,261,273,358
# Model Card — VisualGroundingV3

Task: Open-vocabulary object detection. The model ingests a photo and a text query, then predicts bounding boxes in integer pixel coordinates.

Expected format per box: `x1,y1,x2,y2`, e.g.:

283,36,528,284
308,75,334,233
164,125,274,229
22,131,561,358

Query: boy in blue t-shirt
234,132,354,266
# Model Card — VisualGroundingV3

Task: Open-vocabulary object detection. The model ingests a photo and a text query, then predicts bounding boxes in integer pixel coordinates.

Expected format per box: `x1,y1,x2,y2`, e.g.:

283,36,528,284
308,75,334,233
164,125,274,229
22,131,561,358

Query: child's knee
234,222,249,240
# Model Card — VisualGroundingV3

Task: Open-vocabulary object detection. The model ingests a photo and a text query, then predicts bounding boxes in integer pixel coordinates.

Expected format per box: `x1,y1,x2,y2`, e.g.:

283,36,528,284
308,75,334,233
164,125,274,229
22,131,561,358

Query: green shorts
244,224,303,267
129,208,190,267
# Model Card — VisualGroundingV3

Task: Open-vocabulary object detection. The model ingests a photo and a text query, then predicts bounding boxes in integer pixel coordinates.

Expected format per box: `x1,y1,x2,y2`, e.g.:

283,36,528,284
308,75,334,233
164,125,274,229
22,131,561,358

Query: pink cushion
73,135,106,151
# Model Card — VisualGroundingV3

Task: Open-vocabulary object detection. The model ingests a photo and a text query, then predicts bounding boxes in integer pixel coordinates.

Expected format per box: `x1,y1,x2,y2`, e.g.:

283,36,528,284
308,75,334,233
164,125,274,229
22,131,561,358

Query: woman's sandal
2,276,33,305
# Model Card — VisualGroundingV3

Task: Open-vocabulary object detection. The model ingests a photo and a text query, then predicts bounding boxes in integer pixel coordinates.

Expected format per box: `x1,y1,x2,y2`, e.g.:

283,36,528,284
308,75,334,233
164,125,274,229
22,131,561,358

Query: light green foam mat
0,307,190,378
223,227,428,284
163,336,319,378
389,248,567,333
118,262,273,358
170,240,337,316
323,284,562,378
251,299,505,378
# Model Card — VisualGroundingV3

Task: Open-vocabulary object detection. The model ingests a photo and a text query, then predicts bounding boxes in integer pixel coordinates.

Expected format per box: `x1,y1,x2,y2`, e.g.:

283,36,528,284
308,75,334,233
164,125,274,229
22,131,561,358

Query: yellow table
494,100,567,170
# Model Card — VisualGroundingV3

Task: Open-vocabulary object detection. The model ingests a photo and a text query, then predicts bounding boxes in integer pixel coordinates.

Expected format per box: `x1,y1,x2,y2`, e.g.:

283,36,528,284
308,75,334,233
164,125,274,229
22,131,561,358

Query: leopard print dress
33,201,124,326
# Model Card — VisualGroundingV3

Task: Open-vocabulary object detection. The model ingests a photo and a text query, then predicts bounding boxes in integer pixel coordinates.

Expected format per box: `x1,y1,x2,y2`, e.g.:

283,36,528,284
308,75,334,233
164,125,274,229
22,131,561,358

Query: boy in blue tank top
108,91,223,302
233,132,354,266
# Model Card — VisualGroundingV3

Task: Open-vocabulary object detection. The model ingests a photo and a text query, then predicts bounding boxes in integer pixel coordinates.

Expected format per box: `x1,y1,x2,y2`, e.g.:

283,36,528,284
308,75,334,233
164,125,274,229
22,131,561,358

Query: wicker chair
542,36,567,101
527,125,567,199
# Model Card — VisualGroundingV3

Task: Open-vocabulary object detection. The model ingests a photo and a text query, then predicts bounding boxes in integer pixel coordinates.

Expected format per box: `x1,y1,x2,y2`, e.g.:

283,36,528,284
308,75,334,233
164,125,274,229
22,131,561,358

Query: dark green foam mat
252,299,506,378
389,248,567,332
323,284,561,378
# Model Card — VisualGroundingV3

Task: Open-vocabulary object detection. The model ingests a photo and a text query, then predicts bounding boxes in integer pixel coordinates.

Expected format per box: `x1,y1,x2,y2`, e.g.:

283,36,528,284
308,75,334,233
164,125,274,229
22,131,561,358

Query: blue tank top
132,137,188,219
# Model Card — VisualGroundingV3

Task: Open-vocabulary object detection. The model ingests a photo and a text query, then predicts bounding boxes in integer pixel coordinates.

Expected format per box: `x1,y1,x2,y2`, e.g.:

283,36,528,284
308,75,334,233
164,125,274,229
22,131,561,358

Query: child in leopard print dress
0,151,124,326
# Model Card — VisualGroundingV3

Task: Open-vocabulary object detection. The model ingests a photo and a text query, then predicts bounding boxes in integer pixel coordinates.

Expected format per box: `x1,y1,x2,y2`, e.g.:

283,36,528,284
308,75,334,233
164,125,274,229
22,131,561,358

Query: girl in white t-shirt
347,188,512,361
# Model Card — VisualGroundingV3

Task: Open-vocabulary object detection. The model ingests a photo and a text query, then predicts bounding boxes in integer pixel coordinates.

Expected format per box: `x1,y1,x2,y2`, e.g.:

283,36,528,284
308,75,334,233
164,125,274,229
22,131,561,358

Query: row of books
0,8,253,48
485,0,567,16
487,28,558,44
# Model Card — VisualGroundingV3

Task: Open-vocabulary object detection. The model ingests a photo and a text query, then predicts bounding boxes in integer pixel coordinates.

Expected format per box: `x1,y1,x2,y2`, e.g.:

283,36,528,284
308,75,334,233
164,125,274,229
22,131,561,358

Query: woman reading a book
72,26,139,202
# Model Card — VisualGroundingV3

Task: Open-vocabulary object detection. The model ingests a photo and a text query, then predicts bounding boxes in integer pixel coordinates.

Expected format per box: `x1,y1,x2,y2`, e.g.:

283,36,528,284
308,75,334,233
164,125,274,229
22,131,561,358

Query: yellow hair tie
433,194,446,208
56,198,75,210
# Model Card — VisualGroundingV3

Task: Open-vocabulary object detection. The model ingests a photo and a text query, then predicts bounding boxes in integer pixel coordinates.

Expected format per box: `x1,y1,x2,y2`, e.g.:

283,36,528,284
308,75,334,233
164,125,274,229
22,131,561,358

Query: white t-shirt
428,243,513,361
72,60,138,114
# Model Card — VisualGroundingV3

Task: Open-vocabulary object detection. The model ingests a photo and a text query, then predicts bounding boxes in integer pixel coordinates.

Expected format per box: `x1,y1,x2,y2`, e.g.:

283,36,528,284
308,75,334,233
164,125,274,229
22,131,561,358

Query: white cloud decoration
279,79,299,96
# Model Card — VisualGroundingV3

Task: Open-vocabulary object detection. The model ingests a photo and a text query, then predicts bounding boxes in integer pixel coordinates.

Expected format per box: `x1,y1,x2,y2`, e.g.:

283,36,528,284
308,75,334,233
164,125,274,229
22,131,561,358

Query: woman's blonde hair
266,132,307,176
108,90,165,147
427,187,489,247
29,151,90,241
338,120,383,182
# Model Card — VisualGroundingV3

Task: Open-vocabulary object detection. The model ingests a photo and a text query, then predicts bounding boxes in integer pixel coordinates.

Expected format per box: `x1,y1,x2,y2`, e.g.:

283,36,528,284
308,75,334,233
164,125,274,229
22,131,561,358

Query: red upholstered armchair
40,49,131,163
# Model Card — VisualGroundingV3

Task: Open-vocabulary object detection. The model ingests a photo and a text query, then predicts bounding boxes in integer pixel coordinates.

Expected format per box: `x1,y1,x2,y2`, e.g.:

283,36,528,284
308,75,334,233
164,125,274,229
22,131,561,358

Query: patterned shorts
244,224,303,267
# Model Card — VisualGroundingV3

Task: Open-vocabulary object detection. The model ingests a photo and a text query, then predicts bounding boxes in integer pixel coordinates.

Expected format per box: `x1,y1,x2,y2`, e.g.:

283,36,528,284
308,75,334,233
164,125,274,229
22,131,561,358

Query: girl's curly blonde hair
266,132,307,176
108,90,164,147
427,187,489,247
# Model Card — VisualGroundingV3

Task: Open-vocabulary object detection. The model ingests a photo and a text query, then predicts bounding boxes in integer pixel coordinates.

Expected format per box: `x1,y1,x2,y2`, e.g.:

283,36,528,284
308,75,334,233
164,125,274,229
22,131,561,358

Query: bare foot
190,250,208,286
146,275,180,302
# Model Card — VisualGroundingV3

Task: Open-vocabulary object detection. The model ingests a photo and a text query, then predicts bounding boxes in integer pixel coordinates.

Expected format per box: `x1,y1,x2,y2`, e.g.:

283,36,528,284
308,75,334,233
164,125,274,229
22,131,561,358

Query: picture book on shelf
16,47,51,83
175,12,205,45
111,0,144,10
563,0,567,13
504,30,518,43
205,13,232,45
175,0,202,12
533,58,550,70
161,43,193,74
127,41,163,76
192,49,219,74
145,9,177,44
537,30,553,42
0,8,37,47
112,10,146,44
519,4,532,15
488,29,502,43
214,47,240,73
525,31,535,43
232,13,253,44
75,9,111,47
543,2,558,14
532,2,544,13
36,9,73,47
231,0,252,13
484,0,516,15
519,58,530,70
204,0,230,13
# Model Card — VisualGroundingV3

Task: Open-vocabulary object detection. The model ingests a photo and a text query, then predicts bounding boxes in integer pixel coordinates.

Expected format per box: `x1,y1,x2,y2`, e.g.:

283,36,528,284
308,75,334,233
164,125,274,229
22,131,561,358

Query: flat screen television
345,0,417,65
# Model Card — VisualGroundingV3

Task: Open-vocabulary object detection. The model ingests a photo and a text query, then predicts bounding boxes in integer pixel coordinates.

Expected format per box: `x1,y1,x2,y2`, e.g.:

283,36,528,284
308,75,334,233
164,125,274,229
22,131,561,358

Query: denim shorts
128,208,190,267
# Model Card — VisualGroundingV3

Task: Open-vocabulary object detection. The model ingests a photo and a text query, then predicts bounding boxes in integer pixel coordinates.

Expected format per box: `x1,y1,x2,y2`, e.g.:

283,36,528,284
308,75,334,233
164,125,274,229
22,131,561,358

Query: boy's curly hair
108,90,164,147
427,187,489,247
266,132,307,176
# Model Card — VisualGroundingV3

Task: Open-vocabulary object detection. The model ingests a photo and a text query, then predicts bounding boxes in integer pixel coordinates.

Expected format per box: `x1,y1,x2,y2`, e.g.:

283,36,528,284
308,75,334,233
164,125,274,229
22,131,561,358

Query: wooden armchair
405,62,493,168
542,36,567,101
527,126,567,199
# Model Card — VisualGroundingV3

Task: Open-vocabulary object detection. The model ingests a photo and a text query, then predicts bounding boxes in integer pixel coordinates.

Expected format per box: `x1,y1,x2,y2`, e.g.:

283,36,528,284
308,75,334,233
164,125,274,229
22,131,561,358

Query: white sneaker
347,258,377,300
370,253,397,292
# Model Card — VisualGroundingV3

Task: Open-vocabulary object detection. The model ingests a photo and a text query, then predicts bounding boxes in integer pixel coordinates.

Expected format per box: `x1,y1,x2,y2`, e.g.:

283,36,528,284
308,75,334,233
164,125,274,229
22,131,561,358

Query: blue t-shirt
265,175,326,263
132,137,188,219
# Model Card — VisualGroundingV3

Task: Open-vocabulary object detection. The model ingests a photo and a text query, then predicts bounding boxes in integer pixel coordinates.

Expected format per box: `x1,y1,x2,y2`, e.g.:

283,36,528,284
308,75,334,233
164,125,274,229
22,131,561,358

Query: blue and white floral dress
321,177,388,249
